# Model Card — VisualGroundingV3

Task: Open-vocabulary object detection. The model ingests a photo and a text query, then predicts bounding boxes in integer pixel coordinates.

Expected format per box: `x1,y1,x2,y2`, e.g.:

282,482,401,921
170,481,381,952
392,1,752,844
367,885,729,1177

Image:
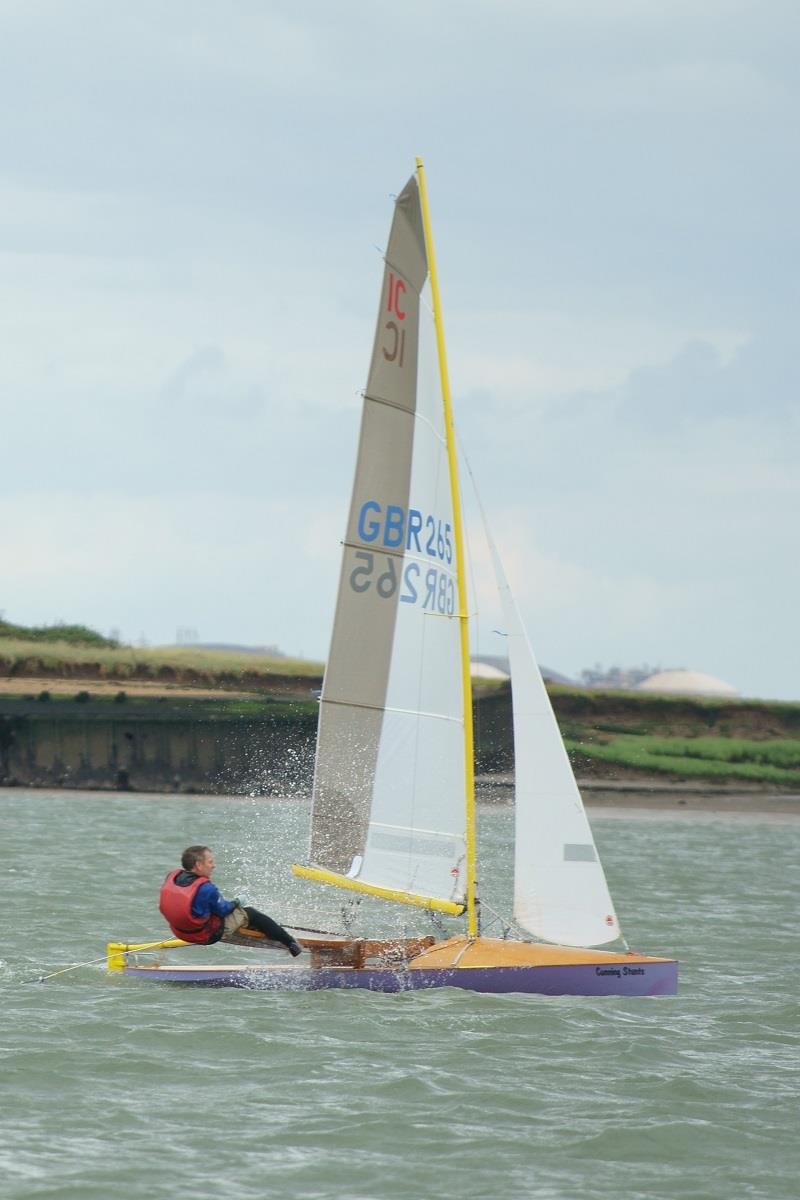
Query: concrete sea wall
0,697,318,795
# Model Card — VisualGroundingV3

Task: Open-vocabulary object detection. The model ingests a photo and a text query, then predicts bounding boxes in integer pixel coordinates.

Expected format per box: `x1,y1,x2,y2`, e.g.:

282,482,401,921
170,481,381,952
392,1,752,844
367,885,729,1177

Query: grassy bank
0,638,323,692
477,686,800,790
565,734,800,788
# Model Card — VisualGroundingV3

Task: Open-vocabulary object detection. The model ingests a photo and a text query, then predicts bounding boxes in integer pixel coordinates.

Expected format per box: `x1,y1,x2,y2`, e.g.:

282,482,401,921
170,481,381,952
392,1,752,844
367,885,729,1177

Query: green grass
636,735,800,769
0,638,323,684
566,734,800,786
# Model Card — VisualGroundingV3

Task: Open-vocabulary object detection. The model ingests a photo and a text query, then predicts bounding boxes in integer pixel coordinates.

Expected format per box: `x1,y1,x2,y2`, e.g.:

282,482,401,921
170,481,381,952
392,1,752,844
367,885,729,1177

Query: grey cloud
162,347,265,420
617,331,799,432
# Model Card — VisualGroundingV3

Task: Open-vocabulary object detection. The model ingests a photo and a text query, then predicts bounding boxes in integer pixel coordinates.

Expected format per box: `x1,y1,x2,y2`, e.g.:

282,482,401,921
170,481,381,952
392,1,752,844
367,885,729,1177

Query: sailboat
115,161,677,996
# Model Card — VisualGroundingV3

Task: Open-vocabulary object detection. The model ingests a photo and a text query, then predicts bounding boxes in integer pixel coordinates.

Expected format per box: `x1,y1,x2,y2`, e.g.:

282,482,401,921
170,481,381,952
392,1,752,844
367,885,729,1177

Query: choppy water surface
2,790,798,1200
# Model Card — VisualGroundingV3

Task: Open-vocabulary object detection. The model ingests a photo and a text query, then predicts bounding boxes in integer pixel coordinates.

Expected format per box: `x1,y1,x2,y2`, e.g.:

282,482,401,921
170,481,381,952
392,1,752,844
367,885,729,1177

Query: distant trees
0,618,119,648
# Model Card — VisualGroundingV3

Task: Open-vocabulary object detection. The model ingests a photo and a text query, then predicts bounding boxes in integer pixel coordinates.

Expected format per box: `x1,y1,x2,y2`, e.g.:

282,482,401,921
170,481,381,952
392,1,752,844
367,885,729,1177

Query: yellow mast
415,157,478,939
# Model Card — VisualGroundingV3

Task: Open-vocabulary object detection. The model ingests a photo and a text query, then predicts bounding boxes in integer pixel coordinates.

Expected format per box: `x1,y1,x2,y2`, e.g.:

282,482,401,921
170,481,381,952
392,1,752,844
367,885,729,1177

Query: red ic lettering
386,272,406,320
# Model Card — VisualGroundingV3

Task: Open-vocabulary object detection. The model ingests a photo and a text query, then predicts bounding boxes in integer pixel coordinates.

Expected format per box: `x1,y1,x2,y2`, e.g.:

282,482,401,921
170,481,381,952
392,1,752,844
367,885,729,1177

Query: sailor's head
182,845,216,877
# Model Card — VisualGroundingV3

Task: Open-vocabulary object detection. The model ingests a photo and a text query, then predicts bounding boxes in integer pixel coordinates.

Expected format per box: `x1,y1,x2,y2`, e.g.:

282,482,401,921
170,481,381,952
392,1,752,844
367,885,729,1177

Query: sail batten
361,392,418,415
319,696,461,721
338,540,457,568
369,819,462,838
360,396,448,451
319,699,462,726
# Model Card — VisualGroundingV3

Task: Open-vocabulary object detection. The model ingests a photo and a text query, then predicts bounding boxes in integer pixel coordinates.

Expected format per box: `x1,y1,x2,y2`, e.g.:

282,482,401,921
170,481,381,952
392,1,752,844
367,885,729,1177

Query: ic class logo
383,272,406,366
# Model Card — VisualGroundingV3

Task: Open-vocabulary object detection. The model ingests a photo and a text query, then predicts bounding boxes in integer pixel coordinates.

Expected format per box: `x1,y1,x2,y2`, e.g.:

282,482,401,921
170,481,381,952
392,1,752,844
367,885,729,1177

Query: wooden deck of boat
407,936,674,969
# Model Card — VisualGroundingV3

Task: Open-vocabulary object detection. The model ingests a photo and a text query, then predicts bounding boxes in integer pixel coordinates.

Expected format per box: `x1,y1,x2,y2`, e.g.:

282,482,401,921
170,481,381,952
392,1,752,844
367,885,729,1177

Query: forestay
489,540,622,947
307,175,467,909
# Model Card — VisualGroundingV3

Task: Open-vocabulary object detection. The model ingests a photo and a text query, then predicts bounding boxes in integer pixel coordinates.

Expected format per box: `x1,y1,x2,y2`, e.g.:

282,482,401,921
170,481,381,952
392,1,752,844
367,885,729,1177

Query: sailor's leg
221,906,249,939
242,906,302,955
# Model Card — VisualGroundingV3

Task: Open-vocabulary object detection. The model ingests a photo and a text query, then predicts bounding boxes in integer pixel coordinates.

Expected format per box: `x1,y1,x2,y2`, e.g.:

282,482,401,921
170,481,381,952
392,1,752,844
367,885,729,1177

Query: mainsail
301,174,468,912
488,540,622,947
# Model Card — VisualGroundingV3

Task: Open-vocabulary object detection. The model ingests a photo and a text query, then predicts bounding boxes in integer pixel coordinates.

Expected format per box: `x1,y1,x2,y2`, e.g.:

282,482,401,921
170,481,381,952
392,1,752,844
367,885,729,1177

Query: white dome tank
637,670,738,698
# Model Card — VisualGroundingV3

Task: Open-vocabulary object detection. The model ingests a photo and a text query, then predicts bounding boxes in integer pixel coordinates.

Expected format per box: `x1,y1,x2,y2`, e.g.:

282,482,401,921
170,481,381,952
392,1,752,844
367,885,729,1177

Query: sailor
159,845,303,956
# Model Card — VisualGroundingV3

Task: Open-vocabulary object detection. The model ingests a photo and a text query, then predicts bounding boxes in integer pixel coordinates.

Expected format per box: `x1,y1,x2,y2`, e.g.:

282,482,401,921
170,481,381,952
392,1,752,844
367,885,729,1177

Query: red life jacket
159,869,223,944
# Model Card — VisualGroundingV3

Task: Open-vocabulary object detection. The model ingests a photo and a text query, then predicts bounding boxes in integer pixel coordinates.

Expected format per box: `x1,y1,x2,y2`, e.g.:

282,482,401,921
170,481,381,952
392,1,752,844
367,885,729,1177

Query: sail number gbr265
349,500,455,614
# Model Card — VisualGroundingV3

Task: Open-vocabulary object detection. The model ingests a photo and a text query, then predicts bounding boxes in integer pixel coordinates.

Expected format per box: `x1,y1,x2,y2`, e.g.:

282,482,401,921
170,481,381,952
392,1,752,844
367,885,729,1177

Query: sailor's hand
232,897,247,909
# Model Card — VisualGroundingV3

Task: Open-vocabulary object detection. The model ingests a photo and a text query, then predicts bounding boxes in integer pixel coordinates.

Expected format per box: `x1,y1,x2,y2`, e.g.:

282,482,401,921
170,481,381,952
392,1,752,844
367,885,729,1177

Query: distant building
580,663,658,690
471,660,509,680
637,669,739,698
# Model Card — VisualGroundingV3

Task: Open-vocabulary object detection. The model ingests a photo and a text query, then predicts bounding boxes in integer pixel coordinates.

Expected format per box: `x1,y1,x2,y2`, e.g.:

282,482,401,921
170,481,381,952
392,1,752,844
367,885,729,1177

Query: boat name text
595,966,646,978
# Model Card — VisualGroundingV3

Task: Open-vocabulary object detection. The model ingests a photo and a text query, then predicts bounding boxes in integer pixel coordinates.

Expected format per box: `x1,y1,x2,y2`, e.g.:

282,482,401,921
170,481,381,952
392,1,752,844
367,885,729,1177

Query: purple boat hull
124,960,677,996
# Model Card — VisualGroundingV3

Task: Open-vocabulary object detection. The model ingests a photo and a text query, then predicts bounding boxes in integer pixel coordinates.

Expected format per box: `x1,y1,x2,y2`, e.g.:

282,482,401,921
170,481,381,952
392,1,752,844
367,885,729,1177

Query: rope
460,466,484,776
478,899,528,941
24,955,111,984
24,942,190,985
25,935,212,984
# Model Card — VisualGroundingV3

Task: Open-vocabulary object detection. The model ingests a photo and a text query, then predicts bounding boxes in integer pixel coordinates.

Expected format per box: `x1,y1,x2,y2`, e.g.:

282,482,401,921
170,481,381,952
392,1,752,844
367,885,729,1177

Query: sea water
1,789,798,1200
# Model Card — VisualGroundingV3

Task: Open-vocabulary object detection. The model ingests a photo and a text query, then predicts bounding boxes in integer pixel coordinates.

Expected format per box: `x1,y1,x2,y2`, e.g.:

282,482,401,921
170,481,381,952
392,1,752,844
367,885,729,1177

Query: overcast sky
1,1,797,699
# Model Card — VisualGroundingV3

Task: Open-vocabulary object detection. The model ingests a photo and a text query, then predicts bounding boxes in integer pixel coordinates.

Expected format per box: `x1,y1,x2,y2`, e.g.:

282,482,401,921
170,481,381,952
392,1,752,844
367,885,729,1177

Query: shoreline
475,774,800,814
2,778,799,816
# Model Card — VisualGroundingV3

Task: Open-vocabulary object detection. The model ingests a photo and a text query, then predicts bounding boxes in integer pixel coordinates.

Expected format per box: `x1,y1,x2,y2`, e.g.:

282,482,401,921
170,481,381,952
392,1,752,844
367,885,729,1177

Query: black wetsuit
239,906,297,949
